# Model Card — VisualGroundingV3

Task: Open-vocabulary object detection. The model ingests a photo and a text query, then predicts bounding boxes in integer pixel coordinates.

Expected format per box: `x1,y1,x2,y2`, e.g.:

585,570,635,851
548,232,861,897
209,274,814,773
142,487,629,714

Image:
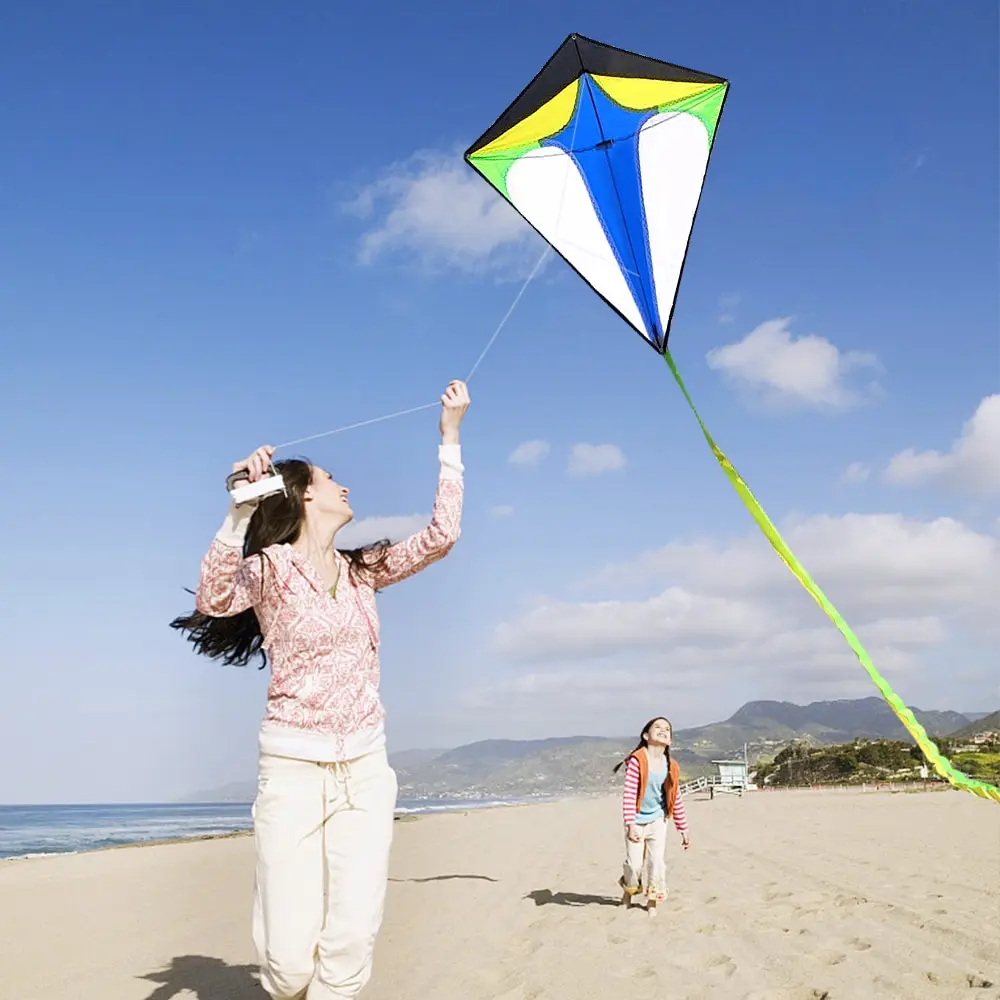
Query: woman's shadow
140,955,268,999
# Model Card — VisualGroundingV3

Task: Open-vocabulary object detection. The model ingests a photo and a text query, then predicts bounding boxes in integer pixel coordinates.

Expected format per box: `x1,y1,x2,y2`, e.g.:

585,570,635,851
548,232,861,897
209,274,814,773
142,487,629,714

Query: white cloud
508,440,550,467
841,461,871,485
338,514,427,548
344,150,535,274
489,513,997,705
590,513,997,615
494,588,779,661
706,318,882,411
490,505,515,518
567,443,627,476
884,395,1000,496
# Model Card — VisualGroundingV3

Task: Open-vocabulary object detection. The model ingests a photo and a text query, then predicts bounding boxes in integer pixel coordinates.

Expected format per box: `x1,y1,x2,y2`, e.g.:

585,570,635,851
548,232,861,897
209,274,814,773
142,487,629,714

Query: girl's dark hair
613,716,673,774
169,458,390,669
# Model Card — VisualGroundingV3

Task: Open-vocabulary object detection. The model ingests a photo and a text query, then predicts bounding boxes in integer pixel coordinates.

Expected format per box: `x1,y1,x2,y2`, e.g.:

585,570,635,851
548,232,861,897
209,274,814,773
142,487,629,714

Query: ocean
0,798,522,860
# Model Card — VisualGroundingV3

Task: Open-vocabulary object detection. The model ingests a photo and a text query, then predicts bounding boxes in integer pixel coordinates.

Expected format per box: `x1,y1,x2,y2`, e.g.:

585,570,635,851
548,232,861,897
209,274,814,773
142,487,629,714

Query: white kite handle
226,470,287,507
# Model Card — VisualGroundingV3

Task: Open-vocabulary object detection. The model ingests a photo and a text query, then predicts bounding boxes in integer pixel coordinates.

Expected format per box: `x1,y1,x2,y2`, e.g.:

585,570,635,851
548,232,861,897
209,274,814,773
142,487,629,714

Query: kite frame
464,32,731,354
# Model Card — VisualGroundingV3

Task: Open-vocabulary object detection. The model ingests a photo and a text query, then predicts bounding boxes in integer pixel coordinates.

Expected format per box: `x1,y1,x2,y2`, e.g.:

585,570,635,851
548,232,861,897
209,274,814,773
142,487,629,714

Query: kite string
274,244,550,454
465,246,550,381
276,100,580,456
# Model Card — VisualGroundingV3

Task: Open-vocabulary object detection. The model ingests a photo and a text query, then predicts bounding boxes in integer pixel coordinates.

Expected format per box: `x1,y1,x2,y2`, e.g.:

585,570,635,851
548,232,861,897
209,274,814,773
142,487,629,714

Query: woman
613,716,690,917
171,380,470,999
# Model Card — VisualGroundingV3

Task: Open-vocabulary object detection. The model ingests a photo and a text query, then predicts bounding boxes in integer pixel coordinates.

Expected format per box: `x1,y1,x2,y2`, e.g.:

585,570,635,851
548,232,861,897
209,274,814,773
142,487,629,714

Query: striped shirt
621,755,689,833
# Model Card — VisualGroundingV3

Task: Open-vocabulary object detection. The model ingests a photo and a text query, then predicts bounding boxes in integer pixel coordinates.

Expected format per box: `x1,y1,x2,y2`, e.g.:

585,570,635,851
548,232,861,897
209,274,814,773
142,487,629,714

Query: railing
679,776,709,795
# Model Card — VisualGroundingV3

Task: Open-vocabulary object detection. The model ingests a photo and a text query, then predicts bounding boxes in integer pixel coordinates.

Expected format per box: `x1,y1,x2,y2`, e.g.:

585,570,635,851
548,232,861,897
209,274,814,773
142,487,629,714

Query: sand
1,788,998,1000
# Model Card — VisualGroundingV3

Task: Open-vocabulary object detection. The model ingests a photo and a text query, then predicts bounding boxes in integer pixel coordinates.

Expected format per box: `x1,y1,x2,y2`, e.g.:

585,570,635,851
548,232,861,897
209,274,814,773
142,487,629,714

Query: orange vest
631,747,680,818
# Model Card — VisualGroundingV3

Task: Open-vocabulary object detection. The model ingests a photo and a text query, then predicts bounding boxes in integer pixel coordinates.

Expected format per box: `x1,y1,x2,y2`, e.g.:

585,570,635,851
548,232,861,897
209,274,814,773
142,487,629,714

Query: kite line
663,349,1000,803
274,95,582,457
273,247,551,454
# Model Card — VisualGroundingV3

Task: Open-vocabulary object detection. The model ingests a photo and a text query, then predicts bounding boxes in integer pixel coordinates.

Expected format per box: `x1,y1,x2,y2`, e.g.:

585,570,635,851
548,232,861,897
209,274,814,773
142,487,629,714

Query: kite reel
226,468,287,507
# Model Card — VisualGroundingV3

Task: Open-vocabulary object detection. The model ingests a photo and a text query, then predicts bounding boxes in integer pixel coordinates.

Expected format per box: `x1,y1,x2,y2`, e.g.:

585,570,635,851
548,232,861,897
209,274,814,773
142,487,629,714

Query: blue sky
1,2,997,802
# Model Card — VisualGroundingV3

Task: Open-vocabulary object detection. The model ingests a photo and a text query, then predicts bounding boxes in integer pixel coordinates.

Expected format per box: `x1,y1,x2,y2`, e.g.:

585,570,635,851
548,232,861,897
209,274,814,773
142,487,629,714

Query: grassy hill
754,736,1000,788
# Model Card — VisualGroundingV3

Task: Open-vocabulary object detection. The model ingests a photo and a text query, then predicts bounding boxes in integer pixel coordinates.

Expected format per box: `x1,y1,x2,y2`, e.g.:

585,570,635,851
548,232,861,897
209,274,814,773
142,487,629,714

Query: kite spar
465,33,999,802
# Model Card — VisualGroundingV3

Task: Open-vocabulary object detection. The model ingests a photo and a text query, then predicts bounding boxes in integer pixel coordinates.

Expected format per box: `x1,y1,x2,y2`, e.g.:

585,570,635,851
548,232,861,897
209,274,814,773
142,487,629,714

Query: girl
171,380,470,1000
614,717,690,916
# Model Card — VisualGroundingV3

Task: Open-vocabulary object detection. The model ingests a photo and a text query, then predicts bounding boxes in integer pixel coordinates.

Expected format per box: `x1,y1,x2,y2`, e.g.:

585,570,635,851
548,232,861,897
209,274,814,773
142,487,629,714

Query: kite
465,33,1000,803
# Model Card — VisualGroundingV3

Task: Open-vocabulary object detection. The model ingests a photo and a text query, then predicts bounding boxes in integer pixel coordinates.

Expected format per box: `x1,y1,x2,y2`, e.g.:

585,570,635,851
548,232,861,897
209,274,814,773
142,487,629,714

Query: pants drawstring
326,760,354,809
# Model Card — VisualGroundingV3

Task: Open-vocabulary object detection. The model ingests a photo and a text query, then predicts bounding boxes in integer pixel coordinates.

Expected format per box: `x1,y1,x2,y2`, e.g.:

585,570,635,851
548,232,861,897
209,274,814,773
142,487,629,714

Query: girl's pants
622,817,667,902
251,748,398,999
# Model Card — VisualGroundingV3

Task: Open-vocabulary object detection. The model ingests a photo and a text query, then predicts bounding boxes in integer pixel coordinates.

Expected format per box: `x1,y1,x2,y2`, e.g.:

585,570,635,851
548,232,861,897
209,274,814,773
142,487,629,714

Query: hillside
180,697,979,802
755,736,1000,788
948,710,1000,739
674,697,970,756
393,737,717,803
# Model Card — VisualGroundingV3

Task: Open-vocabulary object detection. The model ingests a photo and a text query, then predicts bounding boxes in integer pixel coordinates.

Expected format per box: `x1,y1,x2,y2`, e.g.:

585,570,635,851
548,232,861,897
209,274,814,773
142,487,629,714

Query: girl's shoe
618,875,639,908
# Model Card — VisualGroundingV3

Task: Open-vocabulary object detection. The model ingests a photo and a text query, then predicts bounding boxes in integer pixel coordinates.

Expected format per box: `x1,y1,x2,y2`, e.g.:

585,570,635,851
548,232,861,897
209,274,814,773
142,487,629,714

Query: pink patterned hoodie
196,445,463,762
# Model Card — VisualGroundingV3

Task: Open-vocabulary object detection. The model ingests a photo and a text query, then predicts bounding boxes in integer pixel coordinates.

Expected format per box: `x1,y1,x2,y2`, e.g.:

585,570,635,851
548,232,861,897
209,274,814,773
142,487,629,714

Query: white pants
621,817,667,902
251,748,398,999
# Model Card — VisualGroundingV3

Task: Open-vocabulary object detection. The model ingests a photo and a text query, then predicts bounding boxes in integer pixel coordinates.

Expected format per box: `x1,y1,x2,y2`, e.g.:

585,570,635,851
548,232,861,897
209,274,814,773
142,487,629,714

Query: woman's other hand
440,381,470,445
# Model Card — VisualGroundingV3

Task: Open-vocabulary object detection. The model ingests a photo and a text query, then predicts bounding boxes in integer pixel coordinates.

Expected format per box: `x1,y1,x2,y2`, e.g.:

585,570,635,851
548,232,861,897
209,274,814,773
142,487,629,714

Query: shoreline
0,783,958,865
0,795,558,864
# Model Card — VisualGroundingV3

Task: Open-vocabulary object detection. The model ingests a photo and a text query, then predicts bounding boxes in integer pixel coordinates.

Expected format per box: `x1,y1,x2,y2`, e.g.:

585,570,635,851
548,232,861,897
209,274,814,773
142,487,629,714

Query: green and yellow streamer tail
663,350,1000,803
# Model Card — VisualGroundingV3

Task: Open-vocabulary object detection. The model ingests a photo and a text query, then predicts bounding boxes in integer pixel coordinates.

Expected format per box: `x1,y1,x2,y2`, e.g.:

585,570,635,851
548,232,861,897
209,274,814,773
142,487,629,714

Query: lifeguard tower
677,744,755,799
710,758,749,795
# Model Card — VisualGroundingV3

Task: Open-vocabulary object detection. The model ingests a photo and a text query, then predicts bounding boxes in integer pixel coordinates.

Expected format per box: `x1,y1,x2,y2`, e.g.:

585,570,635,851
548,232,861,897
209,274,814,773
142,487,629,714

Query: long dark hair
613,716,673,774
169,458,390,669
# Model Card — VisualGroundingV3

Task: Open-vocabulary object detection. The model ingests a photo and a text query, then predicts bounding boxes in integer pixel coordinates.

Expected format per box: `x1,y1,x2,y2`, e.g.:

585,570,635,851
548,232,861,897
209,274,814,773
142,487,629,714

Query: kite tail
662,349,1000,803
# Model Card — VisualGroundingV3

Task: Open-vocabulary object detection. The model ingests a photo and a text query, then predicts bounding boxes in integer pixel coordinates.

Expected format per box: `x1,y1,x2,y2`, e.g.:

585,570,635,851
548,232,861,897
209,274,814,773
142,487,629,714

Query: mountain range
180,697,994,803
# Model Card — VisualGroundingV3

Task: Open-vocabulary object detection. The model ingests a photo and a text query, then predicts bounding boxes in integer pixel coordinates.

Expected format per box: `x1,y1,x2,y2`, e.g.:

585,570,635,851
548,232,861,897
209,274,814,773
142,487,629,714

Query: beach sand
1,788,998,1000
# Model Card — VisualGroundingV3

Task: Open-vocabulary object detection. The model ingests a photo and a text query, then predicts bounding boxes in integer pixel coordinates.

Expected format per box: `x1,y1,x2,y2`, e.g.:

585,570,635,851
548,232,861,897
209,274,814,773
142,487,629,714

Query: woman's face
307,467,353,522
645,719,672,748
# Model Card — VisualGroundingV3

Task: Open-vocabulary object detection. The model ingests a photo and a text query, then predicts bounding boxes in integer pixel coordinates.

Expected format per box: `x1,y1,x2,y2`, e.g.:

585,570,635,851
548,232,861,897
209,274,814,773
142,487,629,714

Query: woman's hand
233,445,275,483
626,823,641,843
439,380,470,445
681,832,691,850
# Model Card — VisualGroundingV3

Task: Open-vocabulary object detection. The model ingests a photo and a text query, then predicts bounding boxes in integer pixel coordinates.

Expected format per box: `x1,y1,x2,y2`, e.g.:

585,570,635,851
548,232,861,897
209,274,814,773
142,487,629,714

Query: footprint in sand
921,971,995,990
634,965,657,980
967,973,995,989
706,954,737,978
834,893,868,907
817,951,847,966
847,936,872,951
765,889,794,901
